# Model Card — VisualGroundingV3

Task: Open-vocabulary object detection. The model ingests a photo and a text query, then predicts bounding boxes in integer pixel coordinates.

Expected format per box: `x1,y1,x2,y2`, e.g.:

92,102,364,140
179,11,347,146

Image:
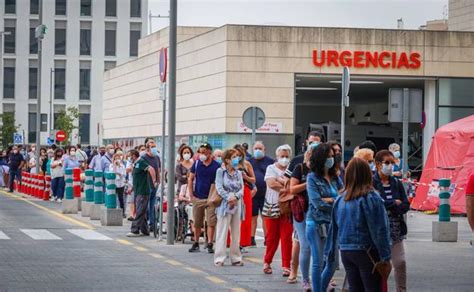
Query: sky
148,0,449,33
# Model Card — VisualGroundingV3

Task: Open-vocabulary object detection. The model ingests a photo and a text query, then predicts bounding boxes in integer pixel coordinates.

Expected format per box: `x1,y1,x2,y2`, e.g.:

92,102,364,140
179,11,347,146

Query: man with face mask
285,131,322,179
8,146,25,192
249,141,274,246
188,143,220,253
89,146,106,171
141,138,161,231
101,144,115,173
213,149,223,165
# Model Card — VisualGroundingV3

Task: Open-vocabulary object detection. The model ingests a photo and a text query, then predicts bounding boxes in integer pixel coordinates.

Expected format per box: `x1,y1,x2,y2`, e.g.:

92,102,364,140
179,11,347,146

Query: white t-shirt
29,157,37,174
264,163,285,204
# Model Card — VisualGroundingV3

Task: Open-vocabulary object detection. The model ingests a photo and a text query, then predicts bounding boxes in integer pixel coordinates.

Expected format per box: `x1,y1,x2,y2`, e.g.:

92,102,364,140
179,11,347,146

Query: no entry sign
56,130,67,142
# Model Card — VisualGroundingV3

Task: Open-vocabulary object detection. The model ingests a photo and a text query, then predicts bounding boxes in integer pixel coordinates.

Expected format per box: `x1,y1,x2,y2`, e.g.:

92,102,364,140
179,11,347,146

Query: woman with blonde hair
354,148,375,171
109,152,126,217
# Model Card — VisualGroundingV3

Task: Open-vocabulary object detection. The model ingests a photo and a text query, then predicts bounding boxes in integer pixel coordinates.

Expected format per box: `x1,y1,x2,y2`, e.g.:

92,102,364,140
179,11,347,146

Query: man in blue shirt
249,141,274,246
141,138,161,231
187,143,220,253
101,144,115,173
89,146,105,171
8,145,25,192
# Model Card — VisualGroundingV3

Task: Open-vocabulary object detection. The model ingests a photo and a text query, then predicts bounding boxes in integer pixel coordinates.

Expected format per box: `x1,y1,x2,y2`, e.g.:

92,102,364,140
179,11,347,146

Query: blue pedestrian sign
47,137,54,146
13,133,23,145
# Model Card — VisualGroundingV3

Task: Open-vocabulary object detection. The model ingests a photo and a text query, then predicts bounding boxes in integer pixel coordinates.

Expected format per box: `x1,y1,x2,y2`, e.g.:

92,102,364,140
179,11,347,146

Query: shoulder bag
207,169,224,208
290,164,309,222
278,179,294,217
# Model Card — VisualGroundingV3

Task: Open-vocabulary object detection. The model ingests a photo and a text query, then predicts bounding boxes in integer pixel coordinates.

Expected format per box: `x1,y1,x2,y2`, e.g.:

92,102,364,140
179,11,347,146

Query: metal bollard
104,172,117,209
94,171,104,204
438,178,451,222
84,169,94,202
65,168,74,200
73,168,81,198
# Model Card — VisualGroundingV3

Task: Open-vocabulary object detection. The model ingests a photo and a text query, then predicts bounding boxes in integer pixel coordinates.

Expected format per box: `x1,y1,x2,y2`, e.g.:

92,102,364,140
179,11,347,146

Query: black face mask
334,153,342,164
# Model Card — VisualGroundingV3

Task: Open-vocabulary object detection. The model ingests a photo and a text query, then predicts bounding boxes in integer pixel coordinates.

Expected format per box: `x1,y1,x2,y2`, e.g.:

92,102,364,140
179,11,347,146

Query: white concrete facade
0,0,147,146
449,0,474,31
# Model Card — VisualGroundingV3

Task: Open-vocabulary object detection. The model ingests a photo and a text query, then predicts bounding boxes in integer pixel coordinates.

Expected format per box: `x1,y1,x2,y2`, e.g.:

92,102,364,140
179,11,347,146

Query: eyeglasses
381,161,393,166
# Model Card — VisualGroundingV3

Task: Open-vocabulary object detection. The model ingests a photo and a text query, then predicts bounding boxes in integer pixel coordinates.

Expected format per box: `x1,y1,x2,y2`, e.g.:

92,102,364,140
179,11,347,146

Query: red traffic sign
56,130,67,142
159,47,168,83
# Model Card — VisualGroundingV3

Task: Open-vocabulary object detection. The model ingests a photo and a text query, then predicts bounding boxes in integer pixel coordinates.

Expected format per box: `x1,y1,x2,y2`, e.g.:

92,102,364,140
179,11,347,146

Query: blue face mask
231,157,240,168
254,149,264,159
237,156,243,162
325,157,335,169
393,151,401,159
308,142,320,150
216,157,222,164
151,147,159,157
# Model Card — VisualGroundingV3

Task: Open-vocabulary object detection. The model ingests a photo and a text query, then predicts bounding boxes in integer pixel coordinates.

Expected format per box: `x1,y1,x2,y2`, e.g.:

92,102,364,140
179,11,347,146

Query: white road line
67,229,111,240
20,229,62,240
0,230,11,240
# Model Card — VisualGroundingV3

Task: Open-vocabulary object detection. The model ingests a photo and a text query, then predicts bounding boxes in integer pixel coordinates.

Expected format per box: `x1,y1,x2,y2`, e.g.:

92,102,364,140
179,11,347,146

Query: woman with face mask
262,144,293,276
50,149,65,203
373,150,410,292
214,149,244,266
306,143,343,292
63,146,81,170
110,153,127,217
175,145,195,240
389,143,404,178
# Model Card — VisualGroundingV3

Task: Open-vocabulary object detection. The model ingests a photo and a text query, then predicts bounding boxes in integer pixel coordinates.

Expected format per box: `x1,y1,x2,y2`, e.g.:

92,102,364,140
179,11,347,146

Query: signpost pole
402,88,409,177
35,0,43,174
341,67,350,161
159,84,166,241
251,107,256,148
166,0,177,245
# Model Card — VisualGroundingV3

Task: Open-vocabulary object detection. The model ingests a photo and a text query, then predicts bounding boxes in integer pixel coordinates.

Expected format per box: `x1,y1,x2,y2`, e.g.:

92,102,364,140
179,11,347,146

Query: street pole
166,0,177,245
251,107,256,148
35,0,44,174
49,68,54,136
159,84,166,241
402,88,409,177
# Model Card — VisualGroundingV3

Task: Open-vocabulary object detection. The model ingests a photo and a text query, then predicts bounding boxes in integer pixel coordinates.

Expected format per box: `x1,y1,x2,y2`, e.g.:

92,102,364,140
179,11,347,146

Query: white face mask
108,149,115,155
382,164,393,176
278,157,290,167
199,154,207,162
70,151,76,156
183,153,191,161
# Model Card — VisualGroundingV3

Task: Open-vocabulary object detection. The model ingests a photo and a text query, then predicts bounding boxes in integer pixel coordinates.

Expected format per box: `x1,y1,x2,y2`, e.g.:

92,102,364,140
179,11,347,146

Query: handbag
262,200,280,218
290,164,309,222
207,183,222,208
278,180,294,216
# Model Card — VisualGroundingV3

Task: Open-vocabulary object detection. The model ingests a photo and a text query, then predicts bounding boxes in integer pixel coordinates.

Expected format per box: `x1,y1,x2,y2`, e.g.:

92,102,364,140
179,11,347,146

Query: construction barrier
38,174,45,199
64,168,74,200
104,172,117,209
84,169,94,202
94,170,104,204
44,175,51,200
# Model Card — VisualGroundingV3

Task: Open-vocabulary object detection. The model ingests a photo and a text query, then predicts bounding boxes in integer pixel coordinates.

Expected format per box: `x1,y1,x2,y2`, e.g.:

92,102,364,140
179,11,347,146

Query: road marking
20,229,62,240
116,239,134,246
149,253,164,259
206,276,226,284
185,267,203,273
165,259,183,266
0,191,93,229
230,288,247,292
245,256,262,264
134,246,148,252
67,229,111,240
0,231,11,240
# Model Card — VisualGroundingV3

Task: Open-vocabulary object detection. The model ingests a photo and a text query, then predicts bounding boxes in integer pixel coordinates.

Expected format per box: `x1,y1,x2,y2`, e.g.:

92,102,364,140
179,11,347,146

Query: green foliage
0,112,18,148
54,106,80,143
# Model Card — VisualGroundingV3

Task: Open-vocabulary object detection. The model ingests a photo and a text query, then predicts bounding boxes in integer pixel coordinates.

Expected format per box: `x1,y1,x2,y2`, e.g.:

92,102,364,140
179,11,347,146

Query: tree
0,112,19,149
54,106,80,144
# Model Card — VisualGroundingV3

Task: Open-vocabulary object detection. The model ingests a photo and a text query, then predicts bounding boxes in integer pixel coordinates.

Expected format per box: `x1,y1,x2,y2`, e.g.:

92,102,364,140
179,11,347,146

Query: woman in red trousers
234,144,255,248
262,144,293,276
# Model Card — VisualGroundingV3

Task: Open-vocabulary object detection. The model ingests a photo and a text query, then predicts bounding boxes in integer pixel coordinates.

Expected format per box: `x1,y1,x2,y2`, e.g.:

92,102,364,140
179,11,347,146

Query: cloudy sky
149,0,449,33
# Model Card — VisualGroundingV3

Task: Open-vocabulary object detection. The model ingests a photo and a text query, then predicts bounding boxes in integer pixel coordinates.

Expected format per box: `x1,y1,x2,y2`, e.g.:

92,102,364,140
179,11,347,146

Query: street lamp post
35,0,46,173
50,68,54,136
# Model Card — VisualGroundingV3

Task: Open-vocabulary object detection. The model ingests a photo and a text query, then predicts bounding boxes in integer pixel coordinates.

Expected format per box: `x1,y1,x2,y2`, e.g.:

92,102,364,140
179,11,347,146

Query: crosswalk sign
13,133,23,145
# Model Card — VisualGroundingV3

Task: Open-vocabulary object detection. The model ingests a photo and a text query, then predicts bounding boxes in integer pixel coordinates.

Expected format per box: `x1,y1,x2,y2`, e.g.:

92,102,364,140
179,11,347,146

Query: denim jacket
215,168,243,217
306,172,343,224
324,190,392,262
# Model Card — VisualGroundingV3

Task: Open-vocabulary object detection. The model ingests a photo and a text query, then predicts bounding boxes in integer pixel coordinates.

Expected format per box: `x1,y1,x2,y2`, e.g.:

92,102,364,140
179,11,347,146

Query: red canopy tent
412,115,474,214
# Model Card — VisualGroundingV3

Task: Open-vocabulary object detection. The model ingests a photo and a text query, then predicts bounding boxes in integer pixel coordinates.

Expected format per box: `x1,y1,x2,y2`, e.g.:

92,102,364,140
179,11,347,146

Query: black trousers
116,187,125,215
341,249,381,292
131,195,150,234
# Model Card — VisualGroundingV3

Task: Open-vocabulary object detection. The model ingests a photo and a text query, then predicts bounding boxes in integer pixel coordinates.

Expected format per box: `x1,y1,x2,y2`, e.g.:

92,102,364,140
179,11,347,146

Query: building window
79,113,90,144
104,61,116,71
54,68,66,100
437,78,474,127
130,0,141,17
79,69,91,100
29,67,38,99
29,28,38,54
5,0,16,14
28,112,37,143
30,0,39,14
4,26,15,54
105,30,116,56
80,29,91,55
55,0,66,15
106,0,116,17
130,30,141,57
3,67,15,99
80,0,92,16
55,28,66,55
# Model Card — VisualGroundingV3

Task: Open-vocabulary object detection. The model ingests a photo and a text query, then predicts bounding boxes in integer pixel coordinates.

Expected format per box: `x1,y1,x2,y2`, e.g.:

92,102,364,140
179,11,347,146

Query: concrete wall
449,0,474,31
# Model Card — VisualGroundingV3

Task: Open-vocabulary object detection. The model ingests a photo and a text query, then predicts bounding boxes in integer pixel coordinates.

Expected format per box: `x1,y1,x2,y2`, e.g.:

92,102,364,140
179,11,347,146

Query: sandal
214,262,224,267
263,263,272,274
232,261,244,266
282,268,291,277
286,276,297,284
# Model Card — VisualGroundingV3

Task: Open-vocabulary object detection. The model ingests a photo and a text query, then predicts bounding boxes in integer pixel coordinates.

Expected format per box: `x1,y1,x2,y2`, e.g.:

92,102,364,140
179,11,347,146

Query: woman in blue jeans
306,143,343,292
50,149,65,203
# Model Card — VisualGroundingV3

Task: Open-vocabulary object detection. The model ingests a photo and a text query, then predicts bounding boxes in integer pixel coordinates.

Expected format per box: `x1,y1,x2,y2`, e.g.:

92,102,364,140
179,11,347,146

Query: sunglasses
381,161,393,166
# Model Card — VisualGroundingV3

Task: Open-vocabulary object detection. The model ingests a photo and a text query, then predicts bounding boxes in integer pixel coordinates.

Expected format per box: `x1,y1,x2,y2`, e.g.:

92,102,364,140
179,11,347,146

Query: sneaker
250,237,257,247
126,232,142,237
49,197,55,202
189,242,200,253
207,243,214,254
56,199,62,203
302,280,311,291
127,216,134,221
240,246,248,254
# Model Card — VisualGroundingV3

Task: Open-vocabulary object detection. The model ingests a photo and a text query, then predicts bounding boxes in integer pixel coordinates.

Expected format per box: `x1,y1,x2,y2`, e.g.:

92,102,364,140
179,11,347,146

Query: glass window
105,30,116,56
106,0,116,17
80,29,91,55
438,78,474,107
54,68,66,100
130,0,141,17
80,0,92,16
79,69,91,100
130,30,140,57
438,107,474,127
55,28,66,55
5,0,16,14
3,67,15,99
4,26,16,54
55,0,66,15
30,0,39,14
29,67,38,99
79,113,90,143
29,28,38,54
28,112,37,143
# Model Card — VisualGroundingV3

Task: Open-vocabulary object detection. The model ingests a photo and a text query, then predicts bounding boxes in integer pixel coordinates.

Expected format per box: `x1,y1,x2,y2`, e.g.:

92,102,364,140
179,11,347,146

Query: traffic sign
242,107,265,130
47,137,55,146
13,133,23,145
56,130,67,142
159,47,168,83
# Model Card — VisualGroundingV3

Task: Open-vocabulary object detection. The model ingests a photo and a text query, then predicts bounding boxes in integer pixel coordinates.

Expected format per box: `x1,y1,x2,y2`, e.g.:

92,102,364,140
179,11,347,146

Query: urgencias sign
312,50,421,69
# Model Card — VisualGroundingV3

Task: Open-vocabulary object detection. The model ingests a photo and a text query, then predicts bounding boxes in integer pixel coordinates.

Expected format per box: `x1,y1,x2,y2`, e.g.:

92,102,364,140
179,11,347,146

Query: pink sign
237,122,283,133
